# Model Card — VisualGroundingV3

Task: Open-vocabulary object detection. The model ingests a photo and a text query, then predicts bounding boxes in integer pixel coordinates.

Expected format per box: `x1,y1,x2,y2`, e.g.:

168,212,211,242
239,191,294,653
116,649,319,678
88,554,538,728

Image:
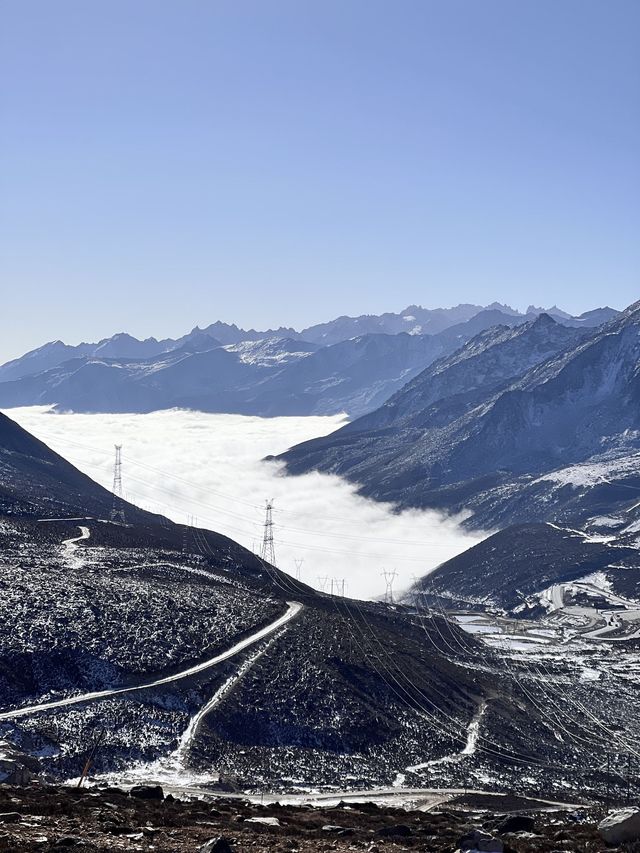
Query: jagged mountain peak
526,304,573,319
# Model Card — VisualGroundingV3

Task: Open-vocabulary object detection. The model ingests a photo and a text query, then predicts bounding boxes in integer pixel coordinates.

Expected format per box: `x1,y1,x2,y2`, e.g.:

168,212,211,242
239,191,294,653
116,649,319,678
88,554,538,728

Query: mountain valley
2,299,640,829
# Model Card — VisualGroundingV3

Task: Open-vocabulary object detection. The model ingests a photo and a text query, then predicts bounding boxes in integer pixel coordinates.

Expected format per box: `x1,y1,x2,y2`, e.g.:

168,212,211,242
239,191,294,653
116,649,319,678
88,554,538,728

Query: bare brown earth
0,783,631,852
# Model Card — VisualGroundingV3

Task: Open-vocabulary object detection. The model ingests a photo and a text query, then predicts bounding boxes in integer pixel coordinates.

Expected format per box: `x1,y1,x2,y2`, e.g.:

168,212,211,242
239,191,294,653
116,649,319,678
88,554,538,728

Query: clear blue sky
1,0,638,362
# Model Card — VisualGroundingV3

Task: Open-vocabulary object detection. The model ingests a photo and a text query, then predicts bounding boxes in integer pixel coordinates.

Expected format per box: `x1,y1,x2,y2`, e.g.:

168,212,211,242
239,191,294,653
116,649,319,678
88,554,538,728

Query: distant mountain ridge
0,302,619,418
0,302,619,383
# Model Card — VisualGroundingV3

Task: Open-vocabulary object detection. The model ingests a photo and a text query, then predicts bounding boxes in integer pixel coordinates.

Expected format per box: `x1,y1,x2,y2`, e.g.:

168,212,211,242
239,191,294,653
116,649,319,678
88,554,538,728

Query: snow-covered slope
410,522,640,613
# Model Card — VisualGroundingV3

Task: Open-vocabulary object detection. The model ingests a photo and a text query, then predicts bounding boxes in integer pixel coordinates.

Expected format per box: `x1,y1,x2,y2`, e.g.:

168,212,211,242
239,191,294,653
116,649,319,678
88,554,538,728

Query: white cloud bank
6,407,485,600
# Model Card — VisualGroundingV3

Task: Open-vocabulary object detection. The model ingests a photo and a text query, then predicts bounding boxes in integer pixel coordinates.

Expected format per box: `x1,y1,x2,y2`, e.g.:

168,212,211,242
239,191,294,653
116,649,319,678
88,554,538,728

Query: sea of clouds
7,407,485,599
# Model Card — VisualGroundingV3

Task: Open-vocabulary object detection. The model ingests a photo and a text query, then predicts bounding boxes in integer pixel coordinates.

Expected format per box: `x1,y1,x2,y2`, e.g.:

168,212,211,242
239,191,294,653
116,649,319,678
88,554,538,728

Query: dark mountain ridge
280,301,640,529
410,521,640,613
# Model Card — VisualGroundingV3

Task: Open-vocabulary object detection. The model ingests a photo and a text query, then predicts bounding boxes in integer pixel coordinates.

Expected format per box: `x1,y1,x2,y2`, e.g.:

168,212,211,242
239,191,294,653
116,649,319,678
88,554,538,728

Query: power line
20,429,483,548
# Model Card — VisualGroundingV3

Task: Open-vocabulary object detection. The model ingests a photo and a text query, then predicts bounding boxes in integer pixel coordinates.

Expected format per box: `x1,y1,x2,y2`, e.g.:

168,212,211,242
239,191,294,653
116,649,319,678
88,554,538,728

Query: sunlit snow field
5,407,484,599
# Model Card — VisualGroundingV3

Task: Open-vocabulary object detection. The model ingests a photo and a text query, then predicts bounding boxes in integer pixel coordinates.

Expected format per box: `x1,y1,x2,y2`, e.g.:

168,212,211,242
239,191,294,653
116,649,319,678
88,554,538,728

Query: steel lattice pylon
110,444,126,523
260,499,276,566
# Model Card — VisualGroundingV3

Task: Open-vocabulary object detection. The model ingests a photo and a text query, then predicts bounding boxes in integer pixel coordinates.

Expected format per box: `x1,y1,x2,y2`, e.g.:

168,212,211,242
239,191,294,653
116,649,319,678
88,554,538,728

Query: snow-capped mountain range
0,302,618,417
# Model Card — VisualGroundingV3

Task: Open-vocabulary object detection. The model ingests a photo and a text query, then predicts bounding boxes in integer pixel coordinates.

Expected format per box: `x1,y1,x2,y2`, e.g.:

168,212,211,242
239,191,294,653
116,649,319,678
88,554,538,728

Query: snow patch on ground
405,701,487,772
537,454,640,489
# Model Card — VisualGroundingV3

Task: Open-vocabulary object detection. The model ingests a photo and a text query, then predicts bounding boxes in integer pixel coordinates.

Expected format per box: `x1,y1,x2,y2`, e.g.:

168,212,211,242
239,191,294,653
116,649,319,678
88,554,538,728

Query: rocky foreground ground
0,783,635,852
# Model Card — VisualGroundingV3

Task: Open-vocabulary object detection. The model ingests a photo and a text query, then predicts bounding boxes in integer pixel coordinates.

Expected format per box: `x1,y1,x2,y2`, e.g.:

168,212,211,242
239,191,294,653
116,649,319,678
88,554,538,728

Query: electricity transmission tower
317,575,329,593
182,516,191,554
381,569,398,605
294,558,304,581
110,445,126,523
260,500,276,566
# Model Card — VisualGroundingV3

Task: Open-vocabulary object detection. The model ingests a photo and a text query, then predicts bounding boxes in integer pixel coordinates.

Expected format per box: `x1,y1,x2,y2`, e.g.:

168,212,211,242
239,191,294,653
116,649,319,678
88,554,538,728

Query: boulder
244,816,281,827
0,743,40,786
322,824,355,836
598,808,640,844
200,839,233,853
129,784,164,801
495,814,536,834
458,828,503,852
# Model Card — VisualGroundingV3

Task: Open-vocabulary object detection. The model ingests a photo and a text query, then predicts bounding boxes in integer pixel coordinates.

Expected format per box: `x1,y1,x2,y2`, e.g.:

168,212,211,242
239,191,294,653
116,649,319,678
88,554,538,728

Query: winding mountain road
0,601,303,721
61,526,91,548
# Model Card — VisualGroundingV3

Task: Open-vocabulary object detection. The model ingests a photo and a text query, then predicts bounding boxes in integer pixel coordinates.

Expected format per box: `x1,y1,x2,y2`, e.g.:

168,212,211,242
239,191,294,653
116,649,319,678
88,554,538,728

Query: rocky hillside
281,302,640,529
4,418,634,795
0,510,499,789
0,409,147,520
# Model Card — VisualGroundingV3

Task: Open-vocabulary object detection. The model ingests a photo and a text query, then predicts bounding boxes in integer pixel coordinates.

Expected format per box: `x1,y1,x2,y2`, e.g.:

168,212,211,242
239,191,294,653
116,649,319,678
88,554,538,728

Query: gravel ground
0,782,627,852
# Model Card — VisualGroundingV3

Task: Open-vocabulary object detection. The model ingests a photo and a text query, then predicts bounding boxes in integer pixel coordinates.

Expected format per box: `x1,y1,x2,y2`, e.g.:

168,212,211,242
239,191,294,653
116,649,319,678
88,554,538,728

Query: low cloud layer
7,407,485,600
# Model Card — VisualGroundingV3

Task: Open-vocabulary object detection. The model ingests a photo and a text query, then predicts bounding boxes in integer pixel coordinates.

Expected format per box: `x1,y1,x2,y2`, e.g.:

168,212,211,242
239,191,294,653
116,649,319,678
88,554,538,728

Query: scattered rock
129,784,164,801
244,815,281,826
53,837,80,847
375,823,412,837
598,807,640,844
458,827,504,852
566,810,586,823
0,741,40,786
101,786,127,797
322,824,354,836
495,814,536,833
200,837,233,853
